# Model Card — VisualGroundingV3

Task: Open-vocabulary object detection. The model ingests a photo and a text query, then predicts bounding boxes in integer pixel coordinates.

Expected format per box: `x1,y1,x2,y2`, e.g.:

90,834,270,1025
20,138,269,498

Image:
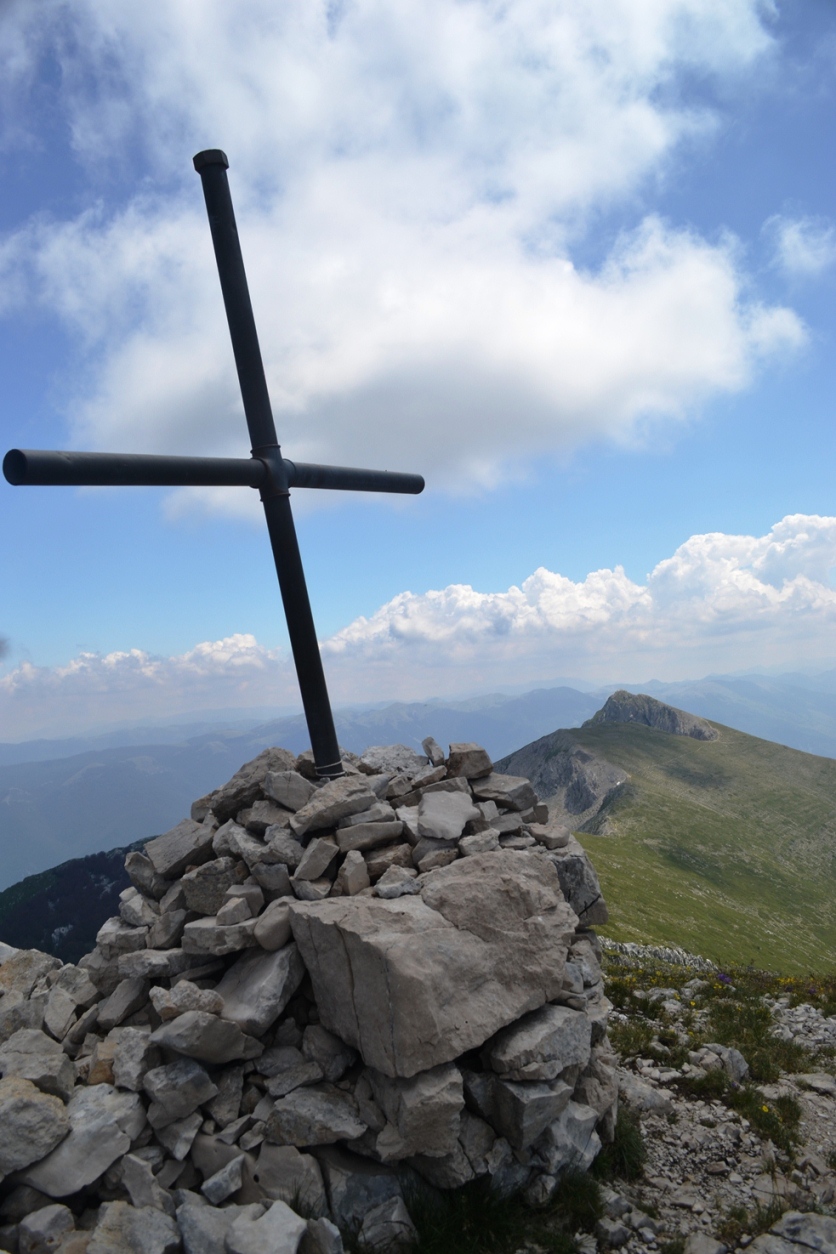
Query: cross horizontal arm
3,449,425,496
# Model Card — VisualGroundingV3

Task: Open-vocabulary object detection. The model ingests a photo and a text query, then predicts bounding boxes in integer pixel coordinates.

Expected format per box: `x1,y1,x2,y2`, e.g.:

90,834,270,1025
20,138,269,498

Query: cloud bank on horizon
5,514,836,739
0,0,806,513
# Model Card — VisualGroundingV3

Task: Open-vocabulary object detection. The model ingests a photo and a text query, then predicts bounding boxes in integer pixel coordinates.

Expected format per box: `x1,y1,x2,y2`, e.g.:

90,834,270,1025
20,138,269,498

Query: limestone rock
483,1003,592,1081
295,837,340,881
302,1025,357,1083
86,1202,180,1254
145,817,217,880
143,1057,219,1127
121,1153,175,1215
151,1011,261,1064
252,1143,327,1215
18,1202,76,1253
216,945,306,1036
491,1076,573,1149
264,770,316,812
317,1148,403,1235
181,917,258,956
336,821,404,853
192,746,296,822
176,1200,266,1254
0,1028,75,1101
289,851,575,1078
358,745,427,777
202,1152,245,1203
290,776,377,838
251,901,291,953
358,1197,418,1253
336,850,371,896
0,1076,69,1176
182,856,247,914
304,1217,345,1254
21,1085,144,1197
266,1084,367,1146
548,837,609,926
416,790,480,842
97,977,150,1030
226,1200,308,1254
534,1100,601,1177
368,1062,463,1161
447,743,493,779
471,773,537,812
148,979,224,1021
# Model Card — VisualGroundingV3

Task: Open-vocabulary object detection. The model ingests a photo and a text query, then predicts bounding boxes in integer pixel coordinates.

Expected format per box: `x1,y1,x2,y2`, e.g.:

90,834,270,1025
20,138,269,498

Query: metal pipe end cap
193,149,229,172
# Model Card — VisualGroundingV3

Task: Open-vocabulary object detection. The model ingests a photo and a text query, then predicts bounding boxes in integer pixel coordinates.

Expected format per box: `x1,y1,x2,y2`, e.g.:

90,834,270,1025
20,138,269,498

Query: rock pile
0,739,616,1254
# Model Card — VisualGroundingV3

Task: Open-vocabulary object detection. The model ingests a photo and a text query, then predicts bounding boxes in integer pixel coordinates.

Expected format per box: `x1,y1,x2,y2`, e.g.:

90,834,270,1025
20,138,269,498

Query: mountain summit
583,690,718,740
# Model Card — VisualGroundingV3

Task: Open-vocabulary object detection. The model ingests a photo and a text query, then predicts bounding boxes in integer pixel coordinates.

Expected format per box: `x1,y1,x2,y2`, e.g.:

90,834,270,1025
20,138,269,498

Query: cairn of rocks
0,739,616,1254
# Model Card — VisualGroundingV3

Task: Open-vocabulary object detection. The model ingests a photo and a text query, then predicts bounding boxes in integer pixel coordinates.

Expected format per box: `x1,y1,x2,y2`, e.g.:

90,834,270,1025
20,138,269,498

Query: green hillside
527,721,835,974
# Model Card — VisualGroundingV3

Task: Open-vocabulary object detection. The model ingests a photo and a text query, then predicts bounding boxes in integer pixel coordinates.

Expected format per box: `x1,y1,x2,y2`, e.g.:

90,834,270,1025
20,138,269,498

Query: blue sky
1,0,836,740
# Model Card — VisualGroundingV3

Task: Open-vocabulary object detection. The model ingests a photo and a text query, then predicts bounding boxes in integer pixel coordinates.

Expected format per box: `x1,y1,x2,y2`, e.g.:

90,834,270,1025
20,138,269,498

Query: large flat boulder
289,850,576,1078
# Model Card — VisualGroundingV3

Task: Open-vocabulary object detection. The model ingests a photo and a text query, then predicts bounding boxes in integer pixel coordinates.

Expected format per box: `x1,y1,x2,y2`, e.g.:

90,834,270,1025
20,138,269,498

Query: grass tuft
592,1108,646,1182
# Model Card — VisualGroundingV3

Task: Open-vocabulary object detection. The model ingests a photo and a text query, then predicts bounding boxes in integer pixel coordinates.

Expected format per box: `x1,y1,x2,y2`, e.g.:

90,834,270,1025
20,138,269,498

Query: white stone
0,1076,69,1176
226,1200,308,1254
264,770,316,812
216,944,306,1036
150,1011,261,1064
253,901,293,951
483,1004,592,1081
295,837,340,881
367,1063,463,1161
0,1028,75,1101
21,1085,144,1197
336,850,370,896
416,791,480,842
266,1084,367,1145
290,776,377,838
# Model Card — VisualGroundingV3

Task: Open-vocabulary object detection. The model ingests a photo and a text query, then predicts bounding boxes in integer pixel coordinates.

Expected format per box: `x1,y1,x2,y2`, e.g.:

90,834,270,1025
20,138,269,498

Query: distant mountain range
4,668,836,890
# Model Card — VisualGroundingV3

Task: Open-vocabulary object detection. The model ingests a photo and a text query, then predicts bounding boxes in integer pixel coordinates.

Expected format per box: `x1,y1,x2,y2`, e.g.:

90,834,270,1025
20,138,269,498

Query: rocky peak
584,691,718,741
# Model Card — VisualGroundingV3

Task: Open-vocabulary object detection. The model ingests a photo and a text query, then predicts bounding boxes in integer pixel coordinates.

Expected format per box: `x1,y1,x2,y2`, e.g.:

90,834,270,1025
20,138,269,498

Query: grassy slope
559,722,836,974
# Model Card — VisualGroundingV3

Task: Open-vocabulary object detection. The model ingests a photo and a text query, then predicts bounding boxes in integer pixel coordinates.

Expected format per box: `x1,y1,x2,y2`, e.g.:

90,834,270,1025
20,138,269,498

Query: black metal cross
3,149,424,779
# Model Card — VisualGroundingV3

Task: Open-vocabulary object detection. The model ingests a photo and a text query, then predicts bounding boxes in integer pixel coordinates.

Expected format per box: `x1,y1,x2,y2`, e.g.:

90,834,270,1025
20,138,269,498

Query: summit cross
3,149,424,779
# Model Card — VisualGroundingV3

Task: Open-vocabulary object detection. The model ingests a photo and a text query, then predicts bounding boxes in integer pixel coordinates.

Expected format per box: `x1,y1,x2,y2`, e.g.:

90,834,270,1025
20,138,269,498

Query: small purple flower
718,973,732,985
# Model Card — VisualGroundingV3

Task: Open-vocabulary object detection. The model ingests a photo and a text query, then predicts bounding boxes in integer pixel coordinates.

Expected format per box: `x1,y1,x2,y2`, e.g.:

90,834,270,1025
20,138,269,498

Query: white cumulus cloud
0,0,804,515
765,214,836,278
4,515,836,739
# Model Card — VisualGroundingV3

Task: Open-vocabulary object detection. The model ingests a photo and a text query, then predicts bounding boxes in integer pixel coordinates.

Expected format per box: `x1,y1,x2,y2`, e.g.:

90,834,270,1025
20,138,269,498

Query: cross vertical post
193,150,343,779
3,149,424,781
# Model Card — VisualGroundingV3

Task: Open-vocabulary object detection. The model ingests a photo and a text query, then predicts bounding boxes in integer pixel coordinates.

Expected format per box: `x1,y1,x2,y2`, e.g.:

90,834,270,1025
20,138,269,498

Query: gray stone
218,897,253,925
156,1111,203,1159
703,1042,749,1083
253,1144,327,1215
761,1211,836,1254
216,944,306,1036
42,986,78,1040
290,776,378,838
125,851,169,901
119,887,160,929
97,977,150,1030
336,822,404,853
182,856,246,914
192,746,297,823
263,830,307,870
251,862,294,898
181,917,258,956
0,1077,69,1175
421,737,445,767
148,980,224,1021
21,1085,144,1196
0,1029,75,1101
358,1197,417,1252
416,791,480,842
121,1153,175,1215
240,797,293,832
317,1147,403,1235
86,1202,181,1254
145,817,217,879
266,1084,367,1146
254,900,293,951
295,838,340,881
364,843,414,880
617,1072,673,1114
264,1051,324,1098
151,1011,261,1064
304,1217,345,1254
289,851,576,1078
96,918,149,957
374,866,420,899
177,1201,266,1254
18,1202,75,1254
447,743,493,779
293,878,332,901
596,1217,632,1248
484,1004,591,1081
264,770,316,812
302,1025,357,1083
0,991,47,1045
226,1201,308,1254
683,1238,727,1254
223,823,275,869
205,1064,246,1127
147,909,188,950
358,746,427,777
471,773,537,812
336,850,370,895
117,949,193,980
201,1153,245,1204
0,950,59,1000
144,1057,219,1127
459,829,500,856
548,838,608,925
49,963,99,1008
339,801,397,828
534,1100,601,1176
797,1072,836,1098
367,1063,463,1161
491,1077,572,1148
